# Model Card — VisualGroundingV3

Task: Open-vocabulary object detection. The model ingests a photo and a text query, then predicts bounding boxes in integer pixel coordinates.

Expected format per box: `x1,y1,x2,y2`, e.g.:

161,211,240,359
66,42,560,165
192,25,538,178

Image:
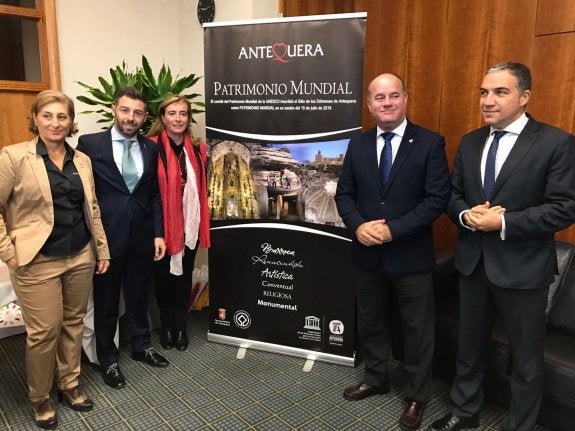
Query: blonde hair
147,95,198,145
28,89,79,136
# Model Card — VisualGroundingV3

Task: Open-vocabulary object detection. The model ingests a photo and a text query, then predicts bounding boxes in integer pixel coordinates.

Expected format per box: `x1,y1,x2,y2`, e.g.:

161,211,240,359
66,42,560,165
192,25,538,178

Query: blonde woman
148,95,210,351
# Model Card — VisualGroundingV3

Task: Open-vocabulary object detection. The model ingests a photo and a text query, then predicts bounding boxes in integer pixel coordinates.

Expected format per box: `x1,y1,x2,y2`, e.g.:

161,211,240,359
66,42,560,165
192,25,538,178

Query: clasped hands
356,219,392,246
464,201,505,232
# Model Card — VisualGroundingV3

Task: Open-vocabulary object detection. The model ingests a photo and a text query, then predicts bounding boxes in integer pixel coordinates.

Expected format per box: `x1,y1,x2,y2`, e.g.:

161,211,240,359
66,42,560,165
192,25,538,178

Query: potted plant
76,55,204,133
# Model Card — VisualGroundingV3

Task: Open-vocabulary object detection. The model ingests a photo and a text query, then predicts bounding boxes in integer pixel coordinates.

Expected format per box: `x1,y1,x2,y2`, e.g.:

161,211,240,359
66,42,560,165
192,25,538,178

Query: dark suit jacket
77,130,163,259
447,116,575,289
335,121,451,273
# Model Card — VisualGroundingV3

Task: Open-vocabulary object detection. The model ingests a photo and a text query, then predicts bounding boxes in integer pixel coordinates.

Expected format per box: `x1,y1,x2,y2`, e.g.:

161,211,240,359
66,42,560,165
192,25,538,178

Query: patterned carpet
0,309,522,430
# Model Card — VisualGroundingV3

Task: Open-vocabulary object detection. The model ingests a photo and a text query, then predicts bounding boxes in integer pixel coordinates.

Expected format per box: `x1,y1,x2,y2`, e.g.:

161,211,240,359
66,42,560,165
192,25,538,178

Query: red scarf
151,130,210,256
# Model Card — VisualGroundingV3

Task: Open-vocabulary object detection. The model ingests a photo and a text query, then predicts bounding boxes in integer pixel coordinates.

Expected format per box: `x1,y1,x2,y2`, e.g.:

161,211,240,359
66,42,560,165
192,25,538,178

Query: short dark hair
114,86,148,111
486,62,532,94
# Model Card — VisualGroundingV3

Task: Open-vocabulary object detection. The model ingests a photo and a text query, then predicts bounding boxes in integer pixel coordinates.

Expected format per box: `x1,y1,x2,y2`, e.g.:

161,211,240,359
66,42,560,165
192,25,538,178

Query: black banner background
204,14,366,365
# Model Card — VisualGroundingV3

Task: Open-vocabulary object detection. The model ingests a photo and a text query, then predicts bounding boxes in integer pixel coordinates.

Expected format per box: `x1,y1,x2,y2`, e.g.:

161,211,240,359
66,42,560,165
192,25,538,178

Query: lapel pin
409,139,414,143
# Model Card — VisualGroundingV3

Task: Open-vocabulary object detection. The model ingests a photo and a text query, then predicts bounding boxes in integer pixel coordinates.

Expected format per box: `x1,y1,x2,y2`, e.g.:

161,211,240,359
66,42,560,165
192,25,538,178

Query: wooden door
0,0,60,148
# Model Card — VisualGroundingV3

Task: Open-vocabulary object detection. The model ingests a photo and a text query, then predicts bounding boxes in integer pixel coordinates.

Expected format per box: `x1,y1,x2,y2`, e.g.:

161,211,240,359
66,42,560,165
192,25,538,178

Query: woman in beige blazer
0,90,110,430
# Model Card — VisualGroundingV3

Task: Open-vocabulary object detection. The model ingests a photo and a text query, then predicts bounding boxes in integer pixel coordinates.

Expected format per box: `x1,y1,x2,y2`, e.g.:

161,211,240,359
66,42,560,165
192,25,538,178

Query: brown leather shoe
343,382,389,401
32,399,58,430
57,385,94,411
399,400,424,430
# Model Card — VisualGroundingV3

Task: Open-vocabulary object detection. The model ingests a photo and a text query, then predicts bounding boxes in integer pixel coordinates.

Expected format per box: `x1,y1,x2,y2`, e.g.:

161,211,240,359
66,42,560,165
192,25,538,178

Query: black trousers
154,244,198,331
355,266,435,402
451,260,548,431
94,250,152,368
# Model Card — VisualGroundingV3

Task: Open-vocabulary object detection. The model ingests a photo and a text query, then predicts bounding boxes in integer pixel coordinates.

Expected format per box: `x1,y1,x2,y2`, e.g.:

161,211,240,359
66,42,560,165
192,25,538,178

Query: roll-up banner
204,13,366,366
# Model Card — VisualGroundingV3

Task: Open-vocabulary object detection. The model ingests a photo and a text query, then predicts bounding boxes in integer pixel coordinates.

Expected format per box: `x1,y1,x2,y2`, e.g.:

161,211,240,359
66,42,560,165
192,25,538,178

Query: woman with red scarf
148,95,210,351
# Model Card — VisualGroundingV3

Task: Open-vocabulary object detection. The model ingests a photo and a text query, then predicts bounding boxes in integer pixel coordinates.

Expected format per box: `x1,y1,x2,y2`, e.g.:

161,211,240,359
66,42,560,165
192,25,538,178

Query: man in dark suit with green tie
77,87,169,389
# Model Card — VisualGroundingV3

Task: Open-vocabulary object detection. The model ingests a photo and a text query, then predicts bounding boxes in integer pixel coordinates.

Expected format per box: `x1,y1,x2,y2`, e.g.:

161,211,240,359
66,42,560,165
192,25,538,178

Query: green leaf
141,55,156,87
97,77,114,95
77,55,204,133
184,92,203,100
76,95,100,106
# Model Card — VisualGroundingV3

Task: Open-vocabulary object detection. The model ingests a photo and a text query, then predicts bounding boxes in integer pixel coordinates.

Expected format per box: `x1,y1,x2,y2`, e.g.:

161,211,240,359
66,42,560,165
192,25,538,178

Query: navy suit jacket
447,116,575,289
335,121,450,273
77,130,163,259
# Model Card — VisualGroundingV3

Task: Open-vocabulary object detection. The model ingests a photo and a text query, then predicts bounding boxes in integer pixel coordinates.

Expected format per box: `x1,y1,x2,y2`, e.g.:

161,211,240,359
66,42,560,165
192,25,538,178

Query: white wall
56,0,278,144
56,0,278,268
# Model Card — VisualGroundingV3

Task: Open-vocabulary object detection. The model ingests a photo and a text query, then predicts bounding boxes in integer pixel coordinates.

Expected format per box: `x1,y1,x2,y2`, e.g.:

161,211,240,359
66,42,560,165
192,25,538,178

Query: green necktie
121,139,138,192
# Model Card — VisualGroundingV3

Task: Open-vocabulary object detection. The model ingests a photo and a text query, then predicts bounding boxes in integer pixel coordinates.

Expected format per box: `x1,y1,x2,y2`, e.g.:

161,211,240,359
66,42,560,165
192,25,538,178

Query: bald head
367,73,406,99
366,73,408,131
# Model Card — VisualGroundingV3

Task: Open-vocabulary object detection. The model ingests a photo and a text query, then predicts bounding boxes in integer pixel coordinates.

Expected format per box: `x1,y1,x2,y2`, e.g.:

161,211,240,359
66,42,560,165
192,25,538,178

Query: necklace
176,148,187,186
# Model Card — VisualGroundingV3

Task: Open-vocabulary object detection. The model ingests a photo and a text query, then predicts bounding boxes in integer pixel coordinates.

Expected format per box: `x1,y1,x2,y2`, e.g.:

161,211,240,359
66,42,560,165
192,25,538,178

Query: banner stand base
236,347,247,360
208,331,356,367
303,358,314,372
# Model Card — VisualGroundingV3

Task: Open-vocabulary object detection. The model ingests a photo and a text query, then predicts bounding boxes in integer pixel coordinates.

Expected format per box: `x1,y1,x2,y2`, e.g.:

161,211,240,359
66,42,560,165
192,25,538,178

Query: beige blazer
0,137,110,266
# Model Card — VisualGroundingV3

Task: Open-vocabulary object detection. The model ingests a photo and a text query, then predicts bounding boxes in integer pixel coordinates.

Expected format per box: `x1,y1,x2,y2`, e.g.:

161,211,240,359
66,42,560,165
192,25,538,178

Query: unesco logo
233,310,252,329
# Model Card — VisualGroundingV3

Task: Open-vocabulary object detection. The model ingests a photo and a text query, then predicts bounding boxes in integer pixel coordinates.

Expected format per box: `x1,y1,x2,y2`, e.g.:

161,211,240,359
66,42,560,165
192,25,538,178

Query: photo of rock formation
208,139,347,226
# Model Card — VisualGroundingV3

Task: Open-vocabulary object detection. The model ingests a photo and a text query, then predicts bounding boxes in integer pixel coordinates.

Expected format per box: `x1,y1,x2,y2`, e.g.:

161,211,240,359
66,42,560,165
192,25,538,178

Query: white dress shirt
111,126,144,179
460,113,529,239
376,118,407,166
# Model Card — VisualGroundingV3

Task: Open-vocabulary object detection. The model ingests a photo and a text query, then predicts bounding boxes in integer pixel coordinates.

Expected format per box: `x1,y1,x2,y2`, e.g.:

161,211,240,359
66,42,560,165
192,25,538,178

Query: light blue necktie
121,139,138,192
483,130,507,199
379,132,394,185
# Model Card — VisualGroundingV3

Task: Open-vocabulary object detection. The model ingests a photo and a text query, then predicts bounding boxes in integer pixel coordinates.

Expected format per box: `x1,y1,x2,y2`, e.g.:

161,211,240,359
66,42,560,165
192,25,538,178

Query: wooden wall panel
407,1,453,255
0,92,36,147
355,0,380,95
535,0,575,34
282,0,575,251
359,1,411,131
530,33,575,133
531,32,575,244
281,0,353,16
487,0,537,67
438,0,490,164
406,0,448,133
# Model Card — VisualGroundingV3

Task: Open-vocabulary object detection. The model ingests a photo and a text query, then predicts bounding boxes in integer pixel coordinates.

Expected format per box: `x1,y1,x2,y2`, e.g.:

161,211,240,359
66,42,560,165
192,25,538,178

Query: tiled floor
0,309,513,430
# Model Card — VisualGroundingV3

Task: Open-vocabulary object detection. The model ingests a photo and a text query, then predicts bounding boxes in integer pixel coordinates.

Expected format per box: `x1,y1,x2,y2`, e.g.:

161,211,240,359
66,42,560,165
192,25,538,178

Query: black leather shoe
103,363,126,389
343,382,389,401
174,330,189,351
428,413,479,431
132,347,169,367
160,329,174,350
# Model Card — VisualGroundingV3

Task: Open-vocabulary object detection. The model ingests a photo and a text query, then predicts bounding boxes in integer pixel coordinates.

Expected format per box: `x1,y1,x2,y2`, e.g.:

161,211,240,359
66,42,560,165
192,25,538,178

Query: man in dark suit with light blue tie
335,73,450,430
429,62,575,431
77,86,169,389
